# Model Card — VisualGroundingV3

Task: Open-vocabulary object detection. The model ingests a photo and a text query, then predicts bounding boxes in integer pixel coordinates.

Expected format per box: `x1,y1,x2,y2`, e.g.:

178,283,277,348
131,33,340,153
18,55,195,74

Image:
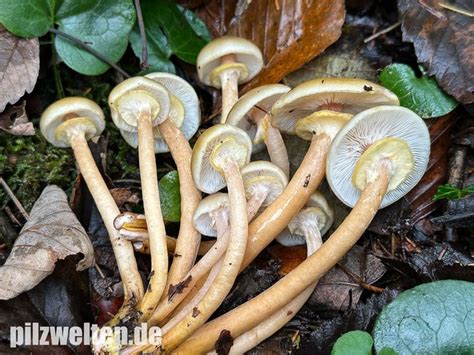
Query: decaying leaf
0,185,94,300
0,26,39,112
398,0,474,104
0,100,35,136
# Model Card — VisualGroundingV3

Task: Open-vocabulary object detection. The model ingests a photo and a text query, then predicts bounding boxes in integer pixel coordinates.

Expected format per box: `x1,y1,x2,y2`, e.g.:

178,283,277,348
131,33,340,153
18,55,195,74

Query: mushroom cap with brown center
40,97,105,148
271,77,399,134
192,124,252,194
326,105,430,208
197,36,263,88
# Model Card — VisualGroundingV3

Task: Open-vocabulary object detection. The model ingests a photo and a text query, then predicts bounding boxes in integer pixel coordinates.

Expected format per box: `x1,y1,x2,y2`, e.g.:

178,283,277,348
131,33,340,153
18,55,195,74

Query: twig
49,28,130,78
4,206,21,226
336,262,385,293
364,21,402,43
439,2,474,17
134,0,148,69
0,177,29,221
95,262,106,279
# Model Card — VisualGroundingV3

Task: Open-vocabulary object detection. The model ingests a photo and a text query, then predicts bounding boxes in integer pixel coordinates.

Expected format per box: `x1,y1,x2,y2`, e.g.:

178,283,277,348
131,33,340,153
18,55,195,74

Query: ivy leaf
159,171,181,223
55,0,136,75
433,184,474,201
178,5,212,43
136,0,208,65
379,63,459,119
373,280,474,354
331,330,373,355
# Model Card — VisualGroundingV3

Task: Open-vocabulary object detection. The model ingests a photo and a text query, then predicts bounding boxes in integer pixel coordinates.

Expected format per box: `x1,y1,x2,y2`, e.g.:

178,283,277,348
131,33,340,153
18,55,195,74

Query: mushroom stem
220,54,240,123
159,158,249,352
136,114,169,321
175,163,390,353
241,133,330,270
69,134,143,311
146,189,268,328
226,227,322,354
158,119,202,295
264,120,290,177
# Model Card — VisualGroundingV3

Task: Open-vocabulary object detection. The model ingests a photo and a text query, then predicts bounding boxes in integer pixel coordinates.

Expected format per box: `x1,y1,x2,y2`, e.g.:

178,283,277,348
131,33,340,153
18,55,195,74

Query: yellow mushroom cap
295,110,353,141
192,124,252,194
193,193,230,237
197,36,263,88
326,106,430,208
40,97,105,148
271,77,399,134
241,161,288,207
108,76,170,132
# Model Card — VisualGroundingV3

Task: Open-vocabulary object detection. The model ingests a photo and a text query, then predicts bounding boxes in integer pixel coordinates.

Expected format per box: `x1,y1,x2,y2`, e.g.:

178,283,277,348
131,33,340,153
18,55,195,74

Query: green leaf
373,280,474,354
129,24,175,74
178,5,212,43
433,184,474,201
379,63,459,118
331,330,373,355
159,171,181,223
137,0,208,65
55,0,135,75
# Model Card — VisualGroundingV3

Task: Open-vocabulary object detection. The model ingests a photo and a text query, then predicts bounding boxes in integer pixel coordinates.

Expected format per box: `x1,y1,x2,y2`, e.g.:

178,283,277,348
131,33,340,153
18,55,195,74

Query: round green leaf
159,171,181,223
54,0,135,75
331,330,373,355
379,63,459,119
374,280,474,354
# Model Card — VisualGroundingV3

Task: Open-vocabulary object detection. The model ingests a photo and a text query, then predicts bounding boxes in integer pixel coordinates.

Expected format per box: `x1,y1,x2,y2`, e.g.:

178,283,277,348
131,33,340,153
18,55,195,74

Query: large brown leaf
397,0,474,104
0,186,94,300
0,26,39,112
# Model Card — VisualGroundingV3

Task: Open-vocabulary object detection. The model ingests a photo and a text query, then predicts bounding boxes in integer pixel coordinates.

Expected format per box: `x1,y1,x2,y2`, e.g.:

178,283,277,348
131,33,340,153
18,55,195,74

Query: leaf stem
50,32,65,99
134,0,148,69
49,28,130,78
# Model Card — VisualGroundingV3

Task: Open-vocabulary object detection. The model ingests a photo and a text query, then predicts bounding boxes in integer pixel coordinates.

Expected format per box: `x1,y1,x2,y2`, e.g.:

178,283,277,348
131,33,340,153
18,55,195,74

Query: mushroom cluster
39,35,430,353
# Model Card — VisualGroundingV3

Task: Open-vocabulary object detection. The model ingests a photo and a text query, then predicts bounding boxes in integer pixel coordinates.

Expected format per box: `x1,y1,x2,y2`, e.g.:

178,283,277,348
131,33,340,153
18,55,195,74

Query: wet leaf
0,101,35,136
380,63,458,118
0,185,94,300
159,170,181,222
398,0,474,104
433,184,474,201
373,280,474,354
0,26,39,112
331,330,373,355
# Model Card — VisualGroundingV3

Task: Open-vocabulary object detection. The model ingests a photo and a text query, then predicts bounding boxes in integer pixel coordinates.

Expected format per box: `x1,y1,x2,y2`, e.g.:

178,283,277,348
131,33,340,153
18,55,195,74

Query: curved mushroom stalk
109,77,171,322
39,98,144,329
174,106,430,354
196,36,263,123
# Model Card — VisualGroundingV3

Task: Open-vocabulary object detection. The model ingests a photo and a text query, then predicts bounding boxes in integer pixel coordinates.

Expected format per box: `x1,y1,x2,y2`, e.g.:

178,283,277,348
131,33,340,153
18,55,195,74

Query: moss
0,132,76,210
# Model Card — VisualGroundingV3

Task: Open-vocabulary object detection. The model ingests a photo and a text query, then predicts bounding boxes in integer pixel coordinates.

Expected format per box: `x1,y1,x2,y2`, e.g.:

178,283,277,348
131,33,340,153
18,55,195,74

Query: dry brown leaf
0,101,35,136
0,186,94,300
0,25,39,112
398,0,474,104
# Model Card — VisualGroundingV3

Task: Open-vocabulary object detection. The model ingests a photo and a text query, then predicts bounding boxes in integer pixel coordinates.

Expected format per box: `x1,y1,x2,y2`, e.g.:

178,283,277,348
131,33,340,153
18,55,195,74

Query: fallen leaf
398,0,474,104
0,26,39,112
195,0,238,37
0,101,35,136
0,185,94,300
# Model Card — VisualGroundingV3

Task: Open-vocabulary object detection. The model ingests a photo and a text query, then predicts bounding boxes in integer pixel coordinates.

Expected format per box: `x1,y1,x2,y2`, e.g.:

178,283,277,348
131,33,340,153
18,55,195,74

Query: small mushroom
276,191,334,246
197,36,263,122
173,106,430,354
109,76,171,321
227,193,333,354
227,84,291,176
237,78,399,270
40,97,144,319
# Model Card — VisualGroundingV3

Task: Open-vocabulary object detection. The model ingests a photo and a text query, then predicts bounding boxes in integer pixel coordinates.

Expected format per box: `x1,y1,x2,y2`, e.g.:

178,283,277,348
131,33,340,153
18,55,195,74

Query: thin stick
0,177,29,221
439,2,474,16
336,263,384,293
134,0,149,69
364,21,402,43
49,28,130,78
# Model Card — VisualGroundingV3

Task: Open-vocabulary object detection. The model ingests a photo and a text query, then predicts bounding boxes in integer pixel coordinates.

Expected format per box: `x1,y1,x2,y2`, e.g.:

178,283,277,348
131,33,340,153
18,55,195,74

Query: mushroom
276,191,333,246
197,36,263,122
39,98,144,321
227,84,291,176
143,162,287,332
237,78,399,271
108,76,171,321
173,105,430,354
227,192,333,354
